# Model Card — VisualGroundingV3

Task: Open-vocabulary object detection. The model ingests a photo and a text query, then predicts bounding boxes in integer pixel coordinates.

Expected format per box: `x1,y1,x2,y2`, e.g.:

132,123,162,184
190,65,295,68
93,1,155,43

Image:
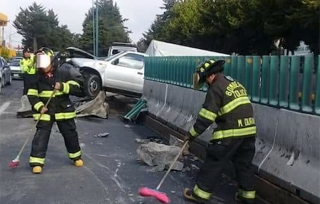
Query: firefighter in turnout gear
183,59,257,204
17,48,37,118
20,48,36,94
27,48,84,174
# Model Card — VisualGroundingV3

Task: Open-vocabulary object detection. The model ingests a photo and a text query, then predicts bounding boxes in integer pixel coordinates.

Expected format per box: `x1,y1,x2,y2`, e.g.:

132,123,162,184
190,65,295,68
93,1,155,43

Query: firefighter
17,48,36,117
27,48,84,174
20,48,36,95
183,59,257,204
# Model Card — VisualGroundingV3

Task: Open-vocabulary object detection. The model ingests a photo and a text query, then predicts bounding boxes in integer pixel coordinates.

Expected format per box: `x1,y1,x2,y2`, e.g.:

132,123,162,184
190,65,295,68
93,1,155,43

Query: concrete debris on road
75,91,109,119
136,142,184,171
94,132,110,138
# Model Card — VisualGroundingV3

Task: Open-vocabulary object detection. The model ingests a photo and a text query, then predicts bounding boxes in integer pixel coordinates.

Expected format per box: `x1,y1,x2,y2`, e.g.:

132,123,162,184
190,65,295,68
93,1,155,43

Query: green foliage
0,47,10,60
140,0,319,55
13,2,75,52
79,0,131,56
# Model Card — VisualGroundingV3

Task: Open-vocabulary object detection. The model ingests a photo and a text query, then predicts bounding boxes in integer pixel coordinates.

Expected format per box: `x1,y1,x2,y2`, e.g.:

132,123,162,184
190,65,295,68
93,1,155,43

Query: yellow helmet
193,59,225,90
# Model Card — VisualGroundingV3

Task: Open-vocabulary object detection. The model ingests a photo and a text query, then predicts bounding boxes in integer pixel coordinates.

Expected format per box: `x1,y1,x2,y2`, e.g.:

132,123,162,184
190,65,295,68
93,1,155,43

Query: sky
1,0,164,48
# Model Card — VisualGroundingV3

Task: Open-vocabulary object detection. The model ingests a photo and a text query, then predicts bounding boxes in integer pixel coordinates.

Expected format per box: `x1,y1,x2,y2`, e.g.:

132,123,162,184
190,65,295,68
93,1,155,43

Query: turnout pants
29,117,82,167
193,137,256,202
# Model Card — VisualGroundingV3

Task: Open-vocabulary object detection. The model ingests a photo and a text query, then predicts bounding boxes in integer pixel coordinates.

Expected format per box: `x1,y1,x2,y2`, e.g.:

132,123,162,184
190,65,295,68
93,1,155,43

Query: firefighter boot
74,159,84,167
183,188,209,204
32,166,42,174
235,192,255,204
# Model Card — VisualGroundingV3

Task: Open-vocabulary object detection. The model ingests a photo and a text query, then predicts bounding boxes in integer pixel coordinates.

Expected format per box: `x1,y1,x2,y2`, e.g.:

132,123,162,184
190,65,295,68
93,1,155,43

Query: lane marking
0,102,10,115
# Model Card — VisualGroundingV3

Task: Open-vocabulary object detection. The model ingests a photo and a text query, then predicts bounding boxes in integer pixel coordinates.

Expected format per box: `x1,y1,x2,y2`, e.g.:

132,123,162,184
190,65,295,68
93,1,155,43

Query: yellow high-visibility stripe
66,80,80,87
29,156,45,164
68,151,82,159
38,90,64,97
213,126,256,140
238,189,256,199
39,91,54,98
55,112,76,120
27,89,38,96
199,108,217,121
189,126,199,137
219,97,251,115
62,82,70,94
34,101,44,111
193,185,211,200
33,114,51,121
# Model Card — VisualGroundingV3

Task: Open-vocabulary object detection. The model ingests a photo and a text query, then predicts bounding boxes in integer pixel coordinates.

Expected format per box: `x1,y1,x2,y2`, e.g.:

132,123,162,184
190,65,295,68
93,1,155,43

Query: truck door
105,53,144,93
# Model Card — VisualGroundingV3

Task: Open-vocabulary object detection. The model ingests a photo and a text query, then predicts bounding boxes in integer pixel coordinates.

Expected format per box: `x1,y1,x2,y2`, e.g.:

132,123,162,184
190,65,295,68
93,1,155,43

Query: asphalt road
0,80,266,204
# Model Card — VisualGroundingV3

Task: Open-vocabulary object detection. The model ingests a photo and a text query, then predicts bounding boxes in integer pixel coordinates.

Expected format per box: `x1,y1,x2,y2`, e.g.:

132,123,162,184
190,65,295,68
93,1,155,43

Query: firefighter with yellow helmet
27,47,84,174
183,59,257,204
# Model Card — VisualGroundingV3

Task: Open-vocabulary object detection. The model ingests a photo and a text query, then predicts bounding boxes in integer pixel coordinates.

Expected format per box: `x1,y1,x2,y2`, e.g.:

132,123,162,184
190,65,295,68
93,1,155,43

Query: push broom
9,89,56,168
138,140,189,203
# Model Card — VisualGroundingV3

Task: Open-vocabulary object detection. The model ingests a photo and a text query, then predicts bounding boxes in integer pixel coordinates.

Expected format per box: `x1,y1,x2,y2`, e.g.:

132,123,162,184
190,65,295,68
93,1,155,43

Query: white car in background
65,47,148,99
9,57,23,79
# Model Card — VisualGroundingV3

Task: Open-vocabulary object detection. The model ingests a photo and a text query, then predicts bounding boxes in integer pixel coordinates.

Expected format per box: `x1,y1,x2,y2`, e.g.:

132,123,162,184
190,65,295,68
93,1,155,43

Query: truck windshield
104,51,124,61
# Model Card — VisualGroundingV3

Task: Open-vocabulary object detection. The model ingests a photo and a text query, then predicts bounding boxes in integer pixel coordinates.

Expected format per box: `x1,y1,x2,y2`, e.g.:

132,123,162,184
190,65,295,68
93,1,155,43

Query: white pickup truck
65,47,148,99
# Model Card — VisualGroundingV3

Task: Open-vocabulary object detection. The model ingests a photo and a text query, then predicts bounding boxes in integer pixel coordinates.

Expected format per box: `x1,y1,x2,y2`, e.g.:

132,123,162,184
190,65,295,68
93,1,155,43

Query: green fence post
182,57,188,87
167,56,172,84
236,56,245,85
172,57,177,85
260,56,270,104
315,55,320,115
224,57,231,76
157,57,166,82
301,55,314,113
289,56,300,110
252,56,260,102
231,56,237,78
245,56,253,99
154,57,158,82
187,57,193,88
279,56,289,108
177,57,182,86
269,56,279,106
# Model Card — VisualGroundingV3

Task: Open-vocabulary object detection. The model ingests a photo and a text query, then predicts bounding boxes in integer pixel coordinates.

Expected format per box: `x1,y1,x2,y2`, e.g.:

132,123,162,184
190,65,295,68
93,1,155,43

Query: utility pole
95,0,99,57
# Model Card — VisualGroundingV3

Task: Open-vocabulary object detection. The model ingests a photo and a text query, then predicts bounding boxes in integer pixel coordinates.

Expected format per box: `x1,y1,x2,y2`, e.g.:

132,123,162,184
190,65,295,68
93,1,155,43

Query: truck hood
70,58,98,68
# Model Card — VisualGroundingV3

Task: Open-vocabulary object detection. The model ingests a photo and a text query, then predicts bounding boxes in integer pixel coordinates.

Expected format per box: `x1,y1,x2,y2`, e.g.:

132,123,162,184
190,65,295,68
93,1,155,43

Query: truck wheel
84,74,101,99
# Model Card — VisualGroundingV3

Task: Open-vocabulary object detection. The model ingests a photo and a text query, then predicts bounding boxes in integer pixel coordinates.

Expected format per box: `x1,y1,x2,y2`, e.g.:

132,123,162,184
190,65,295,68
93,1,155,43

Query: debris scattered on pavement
146,136,164,144
125,124,130,128
171,191,176,194
80,143,85,147
136,142,184,171
94,132,110,138
135,138,148,144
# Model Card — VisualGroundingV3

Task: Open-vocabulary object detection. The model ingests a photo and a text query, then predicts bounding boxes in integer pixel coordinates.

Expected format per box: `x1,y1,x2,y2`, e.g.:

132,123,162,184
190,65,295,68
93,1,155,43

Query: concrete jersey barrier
142,79,320,204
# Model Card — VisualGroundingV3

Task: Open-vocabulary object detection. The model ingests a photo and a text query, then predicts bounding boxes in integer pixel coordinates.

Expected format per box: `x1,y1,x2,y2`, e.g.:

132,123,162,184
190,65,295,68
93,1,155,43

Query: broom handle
156,140,189,190
16,89,56,158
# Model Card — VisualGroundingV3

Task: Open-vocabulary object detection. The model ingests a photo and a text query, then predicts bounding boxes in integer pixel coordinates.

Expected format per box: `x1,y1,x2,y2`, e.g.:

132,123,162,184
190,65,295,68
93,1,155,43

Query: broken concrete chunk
135,138,149,144
136,142,184,171
94,133,109,138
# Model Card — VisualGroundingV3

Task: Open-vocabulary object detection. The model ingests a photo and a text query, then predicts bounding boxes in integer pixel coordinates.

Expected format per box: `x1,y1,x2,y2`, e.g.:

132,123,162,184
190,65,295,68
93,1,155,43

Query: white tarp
145,40,229,56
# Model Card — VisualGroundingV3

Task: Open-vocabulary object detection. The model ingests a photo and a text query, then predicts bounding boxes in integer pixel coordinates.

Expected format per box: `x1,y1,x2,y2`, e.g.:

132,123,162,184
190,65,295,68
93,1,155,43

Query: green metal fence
144,55,320,116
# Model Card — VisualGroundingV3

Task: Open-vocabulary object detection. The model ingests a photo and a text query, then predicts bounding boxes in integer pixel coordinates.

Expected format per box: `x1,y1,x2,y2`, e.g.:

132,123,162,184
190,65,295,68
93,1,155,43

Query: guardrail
144,55,319,115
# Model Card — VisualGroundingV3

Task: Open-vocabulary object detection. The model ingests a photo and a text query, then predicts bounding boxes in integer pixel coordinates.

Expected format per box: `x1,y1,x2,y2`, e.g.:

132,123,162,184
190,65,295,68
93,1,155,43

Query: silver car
9,57,23,79
0,57,12,93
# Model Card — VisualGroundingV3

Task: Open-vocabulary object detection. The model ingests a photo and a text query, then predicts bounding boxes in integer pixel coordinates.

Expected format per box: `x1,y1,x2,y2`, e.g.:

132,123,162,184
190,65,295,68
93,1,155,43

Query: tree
79,0,131,56
137,0,178,51
140,0,319,55
13,2,75,51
